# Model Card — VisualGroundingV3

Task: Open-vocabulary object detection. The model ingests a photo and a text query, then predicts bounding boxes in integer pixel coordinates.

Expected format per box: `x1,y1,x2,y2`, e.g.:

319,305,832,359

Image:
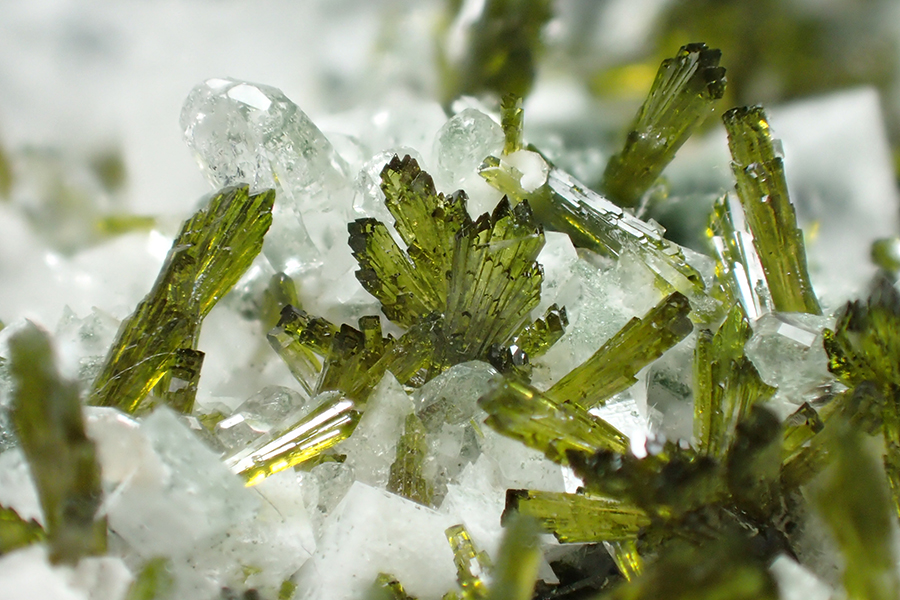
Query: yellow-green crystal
226,393,362,486
388,413,434,506
369,573,418,600
486,514,541,600
505,490,649,543
722,106,820,315
89,185,274,413
547,292,692,410
813,422,899,600
446,524,491,600
0,505,45,555
9,324,106,563
601,43,726,208
479,378,629,464
500,93,524,155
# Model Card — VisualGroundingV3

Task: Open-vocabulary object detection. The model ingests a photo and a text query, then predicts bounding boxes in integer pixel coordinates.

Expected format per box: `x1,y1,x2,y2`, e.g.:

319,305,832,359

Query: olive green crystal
388,413,434,506
369,573,418,600
479,377,629,464
813,421,899,600
439,0,552,103
601,43,726,208
0,505,45,555
89,185,274,413
500,93,524,155
486,514,541,600
547,292,692,410
722,106,820,315
9,323,106,563
505,490,649,543
125,558,175,600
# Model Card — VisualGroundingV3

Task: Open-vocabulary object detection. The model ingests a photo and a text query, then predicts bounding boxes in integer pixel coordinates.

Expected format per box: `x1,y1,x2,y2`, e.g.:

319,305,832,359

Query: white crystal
99,407,257,559
340,372,414,489
0,448,43,525
769,554,833,600
295,481,457,600
642,334,696,442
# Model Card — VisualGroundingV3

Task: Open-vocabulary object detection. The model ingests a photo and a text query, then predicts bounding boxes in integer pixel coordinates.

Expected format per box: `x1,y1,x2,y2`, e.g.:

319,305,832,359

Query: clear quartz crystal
745,312,835,416
180,77,353,273
433,108,504,191
53,306,120,393
643,333,696,442
214,386,306,452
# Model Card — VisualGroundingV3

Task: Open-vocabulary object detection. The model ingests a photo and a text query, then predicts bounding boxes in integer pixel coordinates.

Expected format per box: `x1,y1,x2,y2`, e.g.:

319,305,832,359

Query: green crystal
724,405,782,520
479,377,629,464
692,304,775,459
500,93,524,156
9,324,106,563
505,490,649,543
89,185,274,414
601,43,726,208
567,444,722,521
368,573,418,600
0,505,45,555
126,558,175,600
152,347,204,415
604,540,644,582
388,413,434,506
225,392,362,486
547,292,692,410
722,106,820,315
486,514,541,600
260,272,302,330
812,421,899,600
267,306,339,397
346,155,554,378
446,524,491,600
439,0,552,103
597,536,778,600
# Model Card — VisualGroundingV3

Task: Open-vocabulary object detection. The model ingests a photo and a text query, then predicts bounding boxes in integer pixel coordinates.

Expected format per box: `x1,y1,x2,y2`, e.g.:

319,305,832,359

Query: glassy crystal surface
723,106,820,315
181,77,352,272
215,386,306,453
104,407,257,559
433,108,504,193
601,43,725,208
89,185,273,414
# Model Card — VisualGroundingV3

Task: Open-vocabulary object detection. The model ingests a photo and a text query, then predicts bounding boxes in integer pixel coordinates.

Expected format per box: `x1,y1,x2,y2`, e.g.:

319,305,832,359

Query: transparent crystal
643,334,696,442
341,373,414,489
214,386,306,453
745,312,835,416
180,77,353,273
433,108,504,191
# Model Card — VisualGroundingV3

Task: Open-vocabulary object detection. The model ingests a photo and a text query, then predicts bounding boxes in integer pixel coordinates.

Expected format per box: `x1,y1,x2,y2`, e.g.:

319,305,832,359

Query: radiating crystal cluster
1,20,900,600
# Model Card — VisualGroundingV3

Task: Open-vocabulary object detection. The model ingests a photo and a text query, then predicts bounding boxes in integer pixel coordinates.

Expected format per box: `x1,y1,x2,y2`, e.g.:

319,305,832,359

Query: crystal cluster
1,13,900,600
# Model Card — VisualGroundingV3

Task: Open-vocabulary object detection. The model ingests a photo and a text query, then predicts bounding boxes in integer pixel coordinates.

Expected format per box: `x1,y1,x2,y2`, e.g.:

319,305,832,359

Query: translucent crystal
445,524,491,600
432,108,504,192
53,306,120,393
295,481,458,600
744,312,833,414
89,185,273,414
103,407,257,559
181,77,352,272
643,334,696,442
547,292,693,411
226,391,361,486
0,545,133,600
214,386,306,453
342,373,414,489
769,555,832,600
